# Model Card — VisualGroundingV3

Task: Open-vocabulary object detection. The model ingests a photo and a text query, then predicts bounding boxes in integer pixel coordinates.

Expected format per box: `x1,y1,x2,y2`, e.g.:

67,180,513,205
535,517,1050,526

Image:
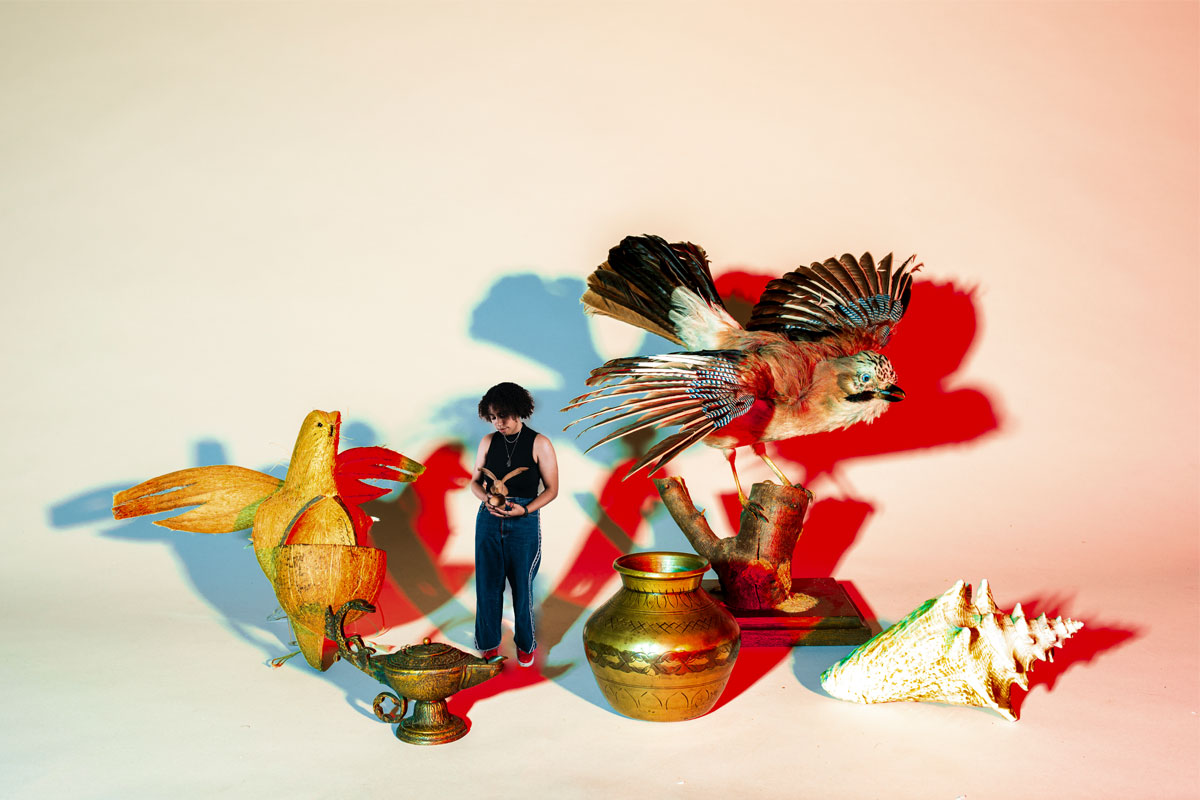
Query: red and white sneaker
480,647,500,661
516,649,535,668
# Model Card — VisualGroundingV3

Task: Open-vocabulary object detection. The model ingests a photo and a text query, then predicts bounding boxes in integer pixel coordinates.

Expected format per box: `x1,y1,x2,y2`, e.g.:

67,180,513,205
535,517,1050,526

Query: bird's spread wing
582,235,740,349
563,351,755,476
112,465,283,533
747,253,919,349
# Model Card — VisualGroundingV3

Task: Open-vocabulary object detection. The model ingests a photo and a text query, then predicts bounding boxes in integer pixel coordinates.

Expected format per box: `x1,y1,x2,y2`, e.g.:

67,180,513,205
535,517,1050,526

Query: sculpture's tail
111,465,282,533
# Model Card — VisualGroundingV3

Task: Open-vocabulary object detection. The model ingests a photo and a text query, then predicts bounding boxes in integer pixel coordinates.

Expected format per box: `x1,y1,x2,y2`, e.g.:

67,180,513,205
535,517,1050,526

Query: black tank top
483,425,542,497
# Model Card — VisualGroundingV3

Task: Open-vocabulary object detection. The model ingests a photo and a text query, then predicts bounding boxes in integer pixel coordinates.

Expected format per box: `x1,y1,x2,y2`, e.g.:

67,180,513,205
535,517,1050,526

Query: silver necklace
501,427,521,467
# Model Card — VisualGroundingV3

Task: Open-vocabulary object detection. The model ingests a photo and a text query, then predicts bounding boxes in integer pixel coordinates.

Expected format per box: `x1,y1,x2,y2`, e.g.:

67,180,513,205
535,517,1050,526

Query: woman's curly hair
478,382,535,420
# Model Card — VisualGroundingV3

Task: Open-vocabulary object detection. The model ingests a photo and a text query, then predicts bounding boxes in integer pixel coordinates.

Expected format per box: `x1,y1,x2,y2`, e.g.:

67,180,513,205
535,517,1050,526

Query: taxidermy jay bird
563,235,919,505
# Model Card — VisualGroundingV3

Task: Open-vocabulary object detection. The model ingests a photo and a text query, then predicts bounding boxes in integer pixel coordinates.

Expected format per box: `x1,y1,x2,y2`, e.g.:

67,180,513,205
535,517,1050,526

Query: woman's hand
485,501,526,518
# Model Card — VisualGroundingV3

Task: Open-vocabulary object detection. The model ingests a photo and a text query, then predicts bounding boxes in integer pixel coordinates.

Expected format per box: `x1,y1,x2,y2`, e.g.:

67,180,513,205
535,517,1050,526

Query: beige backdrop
2,2,1197,798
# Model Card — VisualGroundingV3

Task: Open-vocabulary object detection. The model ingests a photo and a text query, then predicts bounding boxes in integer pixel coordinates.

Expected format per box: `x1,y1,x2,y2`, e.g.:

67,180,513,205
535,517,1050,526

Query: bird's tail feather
562,351,754,477
112,465,283,533
582,235,737,348
631,424,718,476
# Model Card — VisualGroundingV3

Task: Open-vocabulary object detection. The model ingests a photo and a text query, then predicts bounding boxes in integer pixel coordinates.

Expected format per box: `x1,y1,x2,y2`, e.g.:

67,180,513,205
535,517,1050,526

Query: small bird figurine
111,410,424,669
480,466,528,508
564,235,919,504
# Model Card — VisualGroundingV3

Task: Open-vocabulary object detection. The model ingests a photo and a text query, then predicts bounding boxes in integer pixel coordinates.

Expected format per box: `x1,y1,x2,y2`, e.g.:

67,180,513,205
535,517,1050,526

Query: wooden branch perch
654,476,812,610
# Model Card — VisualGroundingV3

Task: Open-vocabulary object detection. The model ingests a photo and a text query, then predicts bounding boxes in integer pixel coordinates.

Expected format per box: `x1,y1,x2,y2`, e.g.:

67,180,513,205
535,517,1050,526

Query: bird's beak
880,384,906,403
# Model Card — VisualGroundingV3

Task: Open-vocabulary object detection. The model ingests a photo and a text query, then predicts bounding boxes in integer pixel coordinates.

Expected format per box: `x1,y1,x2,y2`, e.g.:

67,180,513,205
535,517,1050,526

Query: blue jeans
474,497,541,653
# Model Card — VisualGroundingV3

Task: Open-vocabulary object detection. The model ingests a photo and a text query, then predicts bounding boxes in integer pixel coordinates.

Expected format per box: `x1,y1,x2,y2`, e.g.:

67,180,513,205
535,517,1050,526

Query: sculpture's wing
501,466,529,483
331,446,426,539
748,253,919,349
563,350,757,476
334,446,425,505
112,465,282,532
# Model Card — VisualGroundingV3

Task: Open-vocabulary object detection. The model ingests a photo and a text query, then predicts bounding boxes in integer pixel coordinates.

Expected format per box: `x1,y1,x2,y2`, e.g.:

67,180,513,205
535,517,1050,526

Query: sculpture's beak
880,385,906,402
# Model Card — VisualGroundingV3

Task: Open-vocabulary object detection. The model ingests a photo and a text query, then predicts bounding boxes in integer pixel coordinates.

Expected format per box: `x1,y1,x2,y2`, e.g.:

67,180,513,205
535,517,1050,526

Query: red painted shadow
716,272,999,482
346,443,476,638
359,267,1000,717
715,270,999,585
343,440,664,717
1007,594,1138,719
446,644,549,720
447,456,662,716
709,645,793,713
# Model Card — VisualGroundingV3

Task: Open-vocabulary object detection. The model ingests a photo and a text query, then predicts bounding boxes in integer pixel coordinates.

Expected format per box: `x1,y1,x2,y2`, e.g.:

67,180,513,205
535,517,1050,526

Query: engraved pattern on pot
602,615,719,636
625,590,707,609
585,640,739,675
599,684,721,715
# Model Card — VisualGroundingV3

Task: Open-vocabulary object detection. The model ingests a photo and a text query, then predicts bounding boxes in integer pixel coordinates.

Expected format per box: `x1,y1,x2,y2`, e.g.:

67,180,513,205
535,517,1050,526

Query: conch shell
820,580,1082,720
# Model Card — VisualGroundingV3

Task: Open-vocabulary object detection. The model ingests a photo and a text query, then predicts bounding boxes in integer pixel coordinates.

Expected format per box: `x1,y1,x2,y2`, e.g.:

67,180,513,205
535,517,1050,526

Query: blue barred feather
747,252,917,345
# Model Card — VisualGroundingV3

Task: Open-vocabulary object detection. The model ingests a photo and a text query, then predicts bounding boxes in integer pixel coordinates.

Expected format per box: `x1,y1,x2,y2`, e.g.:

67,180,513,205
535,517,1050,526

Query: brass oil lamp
326,600,504,745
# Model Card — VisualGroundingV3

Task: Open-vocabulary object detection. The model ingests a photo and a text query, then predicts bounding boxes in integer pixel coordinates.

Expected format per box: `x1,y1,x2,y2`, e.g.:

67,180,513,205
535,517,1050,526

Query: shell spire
973,578,998,614
820,580,1083,721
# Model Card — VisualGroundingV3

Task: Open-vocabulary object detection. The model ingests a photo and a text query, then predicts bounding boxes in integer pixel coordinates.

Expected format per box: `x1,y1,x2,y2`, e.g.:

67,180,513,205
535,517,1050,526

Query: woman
470,382,558,667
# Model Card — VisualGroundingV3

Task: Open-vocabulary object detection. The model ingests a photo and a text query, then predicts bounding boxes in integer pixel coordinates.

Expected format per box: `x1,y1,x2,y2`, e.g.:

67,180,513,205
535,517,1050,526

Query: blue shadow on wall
48,437,390,719
50,262,1011,723
435,272,674,454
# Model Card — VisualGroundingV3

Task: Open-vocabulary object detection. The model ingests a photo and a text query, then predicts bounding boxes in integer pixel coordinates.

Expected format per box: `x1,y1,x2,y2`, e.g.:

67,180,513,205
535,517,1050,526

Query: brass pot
582,551,740,721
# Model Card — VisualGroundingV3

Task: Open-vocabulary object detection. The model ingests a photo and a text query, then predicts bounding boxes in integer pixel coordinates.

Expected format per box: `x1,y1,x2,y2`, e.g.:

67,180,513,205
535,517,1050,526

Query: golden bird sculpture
112,410,424,670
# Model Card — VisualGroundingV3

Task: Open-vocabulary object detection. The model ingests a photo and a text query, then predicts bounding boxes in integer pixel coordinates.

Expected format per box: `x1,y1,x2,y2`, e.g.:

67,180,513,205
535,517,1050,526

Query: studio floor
2,2,1196,798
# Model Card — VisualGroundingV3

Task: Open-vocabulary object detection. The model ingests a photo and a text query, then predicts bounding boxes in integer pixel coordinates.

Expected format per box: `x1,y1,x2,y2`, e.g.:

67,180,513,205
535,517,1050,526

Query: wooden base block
702,577,873,647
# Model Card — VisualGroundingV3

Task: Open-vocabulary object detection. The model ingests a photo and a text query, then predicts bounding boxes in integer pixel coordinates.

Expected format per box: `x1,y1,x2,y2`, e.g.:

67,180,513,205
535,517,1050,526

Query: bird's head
836,352,905,405
283,410,342,492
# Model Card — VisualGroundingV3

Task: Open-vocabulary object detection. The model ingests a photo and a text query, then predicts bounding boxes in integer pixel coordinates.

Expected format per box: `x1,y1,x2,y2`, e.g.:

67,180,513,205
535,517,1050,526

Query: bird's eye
859,372,871,383
316,422,323,428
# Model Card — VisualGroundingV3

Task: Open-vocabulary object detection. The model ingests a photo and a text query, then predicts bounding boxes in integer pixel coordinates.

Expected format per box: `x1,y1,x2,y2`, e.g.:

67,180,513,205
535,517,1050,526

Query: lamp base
395,699,468,745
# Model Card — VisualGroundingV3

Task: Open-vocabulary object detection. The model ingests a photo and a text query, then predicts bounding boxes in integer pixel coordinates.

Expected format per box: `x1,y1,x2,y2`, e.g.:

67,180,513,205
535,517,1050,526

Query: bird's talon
746,501,769,524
